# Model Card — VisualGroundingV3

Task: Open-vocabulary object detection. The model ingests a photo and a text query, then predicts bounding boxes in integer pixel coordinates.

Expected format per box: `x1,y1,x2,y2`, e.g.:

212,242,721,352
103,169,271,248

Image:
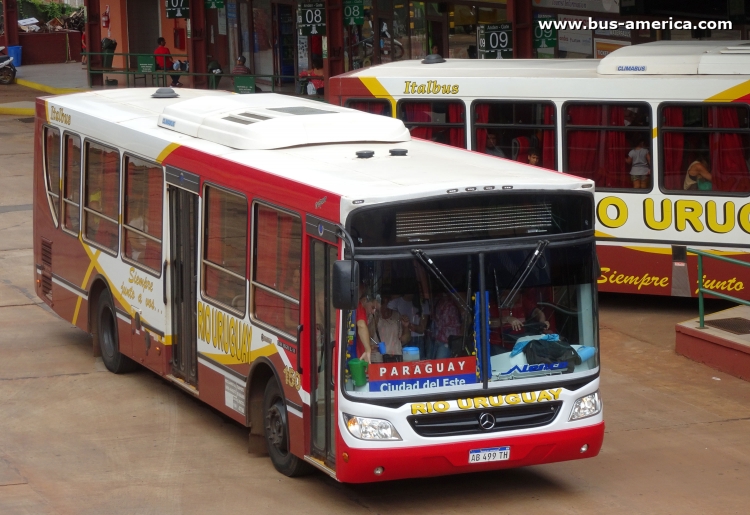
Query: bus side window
202,186,248,315
122,156,163,274
473,101,556,170
43,126,62,225
346,100,392,117
62,133,82,235
564,103,652,191
398,100,466,149
83,141,120,254
660,104,750,194
251,203,302,338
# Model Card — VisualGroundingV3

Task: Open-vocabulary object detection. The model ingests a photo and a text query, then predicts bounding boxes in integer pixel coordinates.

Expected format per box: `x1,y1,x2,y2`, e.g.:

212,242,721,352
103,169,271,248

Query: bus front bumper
335,421,604,483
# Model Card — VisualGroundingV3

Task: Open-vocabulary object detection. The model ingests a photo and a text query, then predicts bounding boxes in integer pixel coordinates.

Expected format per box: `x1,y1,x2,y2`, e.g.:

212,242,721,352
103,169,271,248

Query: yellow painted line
595,230,615,238
704,79,750,103
359,77,397,117
163,335,173,346
156,143,180,164
0,106,35,116
652,127,657,139
79,242,147,325
71,254,100,326
201,344,277,366
16,78,86,96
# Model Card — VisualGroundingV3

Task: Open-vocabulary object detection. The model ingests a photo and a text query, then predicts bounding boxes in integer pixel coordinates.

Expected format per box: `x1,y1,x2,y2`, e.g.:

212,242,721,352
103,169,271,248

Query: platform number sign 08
343,0,364,26
166,0,189,19
298,2,326,36
477,23,513,59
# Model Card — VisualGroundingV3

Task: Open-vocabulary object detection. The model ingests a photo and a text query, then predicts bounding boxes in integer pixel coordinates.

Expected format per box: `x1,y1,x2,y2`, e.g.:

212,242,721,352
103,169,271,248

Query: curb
0,106,35,116
15,78,87,95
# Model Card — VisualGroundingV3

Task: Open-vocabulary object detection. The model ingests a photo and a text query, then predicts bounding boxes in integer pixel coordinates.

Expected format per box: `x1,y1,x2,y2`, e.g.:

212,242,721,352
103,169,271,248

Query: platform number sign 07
477,23,513,59
166,0,189,19
343,0,364,26
298,2,326,36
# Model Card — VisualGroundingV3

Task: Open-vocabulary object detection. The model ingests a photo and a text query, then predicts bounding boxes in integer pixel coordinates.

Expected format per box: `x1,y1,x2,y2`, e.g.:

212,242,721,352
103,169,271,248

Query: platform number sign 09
166,0,189,19
298,2,326,36
477,23,513,59
343,0,364,26
533,15,556,49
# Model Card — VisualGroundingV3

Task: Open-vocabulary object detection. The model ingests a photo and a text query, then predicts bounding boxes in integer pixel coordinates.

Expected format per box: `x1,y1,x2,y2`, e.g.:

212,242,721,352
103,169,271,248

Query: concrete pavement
0,62,88,116
0,109,749,514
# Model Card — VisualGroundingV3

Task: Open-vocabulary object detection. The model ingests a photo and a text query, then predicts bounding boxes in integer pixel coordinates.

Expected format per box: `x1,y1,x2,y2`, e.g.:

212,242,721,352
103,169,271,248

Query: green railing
82,51,324,98
688,248,750,328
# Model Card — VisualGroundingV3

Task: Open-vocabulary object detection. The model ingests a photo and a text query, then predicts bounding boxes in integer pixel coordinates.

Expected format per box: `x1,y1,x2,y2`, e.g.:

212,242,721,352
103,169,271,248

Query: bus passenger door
307,217,339,470
167,168,199,387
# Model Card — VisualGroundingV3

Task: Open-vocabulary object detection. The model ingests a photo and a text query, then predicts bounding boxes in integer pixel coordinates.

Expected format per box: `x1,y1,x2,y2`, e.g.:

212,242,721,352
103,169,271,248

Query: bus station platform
676,305,750,381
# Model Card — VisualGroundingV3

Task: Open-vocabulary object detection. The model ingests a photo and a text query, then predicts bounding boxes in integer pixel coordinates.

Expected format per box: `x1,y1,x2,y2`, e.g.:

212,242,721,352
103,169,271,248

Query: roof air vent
389,149,408,156
356,150,375,159
152,87,179,99
422,54,446,64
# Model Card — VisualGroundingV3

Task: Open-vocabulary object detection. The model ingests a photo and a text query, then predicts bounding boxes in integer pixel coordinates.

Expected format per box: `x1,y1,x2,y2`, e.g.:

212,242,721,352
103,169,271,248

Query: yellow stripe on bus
71,253,100,326
359,77,397,116
201,344,277,366
705,79,750,103
156,143,180,164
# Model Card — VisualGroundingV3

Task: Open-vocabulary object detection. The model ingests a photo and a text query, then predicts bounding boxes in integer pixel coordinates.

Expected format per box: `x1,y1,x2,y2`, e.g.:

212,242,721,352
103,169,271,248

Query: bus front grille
396,203,552,241
407,402,562,437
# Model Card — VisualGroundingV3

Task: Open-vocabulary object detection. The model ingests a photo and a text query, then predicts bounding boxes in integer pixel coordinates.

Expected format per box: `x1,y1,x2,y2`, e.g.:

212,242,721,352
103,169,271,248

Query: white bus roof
44,89,590,216
340,40,750,79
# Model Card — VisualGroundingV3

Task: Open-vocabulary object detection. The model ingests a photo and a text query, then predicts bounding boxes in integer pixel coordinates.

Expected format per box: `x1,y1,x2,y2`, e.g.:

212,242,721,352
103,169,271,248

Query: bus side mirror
333,260,359,310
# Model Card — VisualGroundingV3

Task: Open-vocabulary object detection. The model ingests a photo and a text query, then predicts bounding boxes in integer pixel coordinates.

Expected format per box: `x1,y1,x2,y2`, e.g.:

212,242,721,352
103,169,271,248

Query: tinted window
123,156,163,273
84,141,120,253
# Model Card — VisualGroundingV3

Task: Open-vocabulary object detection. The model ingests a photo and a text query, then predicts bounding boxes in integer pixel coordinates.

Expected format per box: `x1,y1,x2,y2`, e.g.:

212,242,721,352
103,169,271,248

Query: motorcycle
0,47,17,85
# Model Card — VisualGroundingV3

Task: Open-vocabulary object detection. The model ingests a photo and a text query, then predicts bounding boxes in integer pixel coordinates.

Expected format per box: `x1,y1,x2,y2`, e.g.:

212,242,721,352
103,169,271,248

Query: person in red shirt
154,37,182,87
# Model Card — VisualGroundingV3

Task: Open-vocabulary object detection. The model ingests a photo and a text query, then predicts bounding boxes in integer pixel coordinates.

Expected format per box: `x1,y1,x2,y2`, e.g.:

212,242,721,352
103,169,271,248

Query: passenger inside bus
388,291,430,360
684,156,712,191
626,137,651,189
527,148,540,166
356,288,377,363
483,132,507,158
374,294,411,362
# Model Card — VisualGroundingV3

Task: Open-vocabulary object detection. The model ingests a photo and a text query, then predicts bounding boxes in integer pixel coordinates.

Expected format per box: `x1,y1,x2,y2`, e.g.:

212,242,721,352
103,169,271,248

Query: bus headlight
343,414,402,441
569,390,602,421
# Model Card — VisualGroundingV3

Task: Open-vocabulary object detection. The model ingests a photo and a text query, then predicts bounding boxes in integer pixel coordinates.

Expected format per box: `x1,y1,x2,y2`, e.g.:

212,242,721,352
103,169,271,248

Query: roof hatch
157,93,410,149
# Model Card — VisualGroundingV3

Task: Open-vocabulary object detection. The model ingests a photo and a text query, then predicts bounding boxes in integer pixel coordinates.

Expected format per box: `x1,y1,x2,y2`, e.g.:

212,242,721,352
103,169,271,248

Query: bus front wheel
97,291,136,374
262,380,311,477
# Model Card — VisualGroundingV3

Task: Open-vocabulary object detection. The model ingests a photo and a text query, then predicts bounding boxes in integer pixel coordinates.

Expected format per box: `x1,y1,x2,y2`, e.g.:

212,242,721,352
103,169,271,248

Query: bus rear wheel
97,291,136,374
262,379,311,477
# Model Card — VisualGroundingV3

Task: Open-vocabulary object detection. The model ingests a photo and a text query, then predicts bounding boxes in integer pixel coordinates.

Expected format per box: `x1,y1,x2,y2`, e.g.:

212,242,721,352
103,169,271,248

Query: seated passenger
484,133,507,158
684,156,712,191
376,295,411,362
527,148,540,167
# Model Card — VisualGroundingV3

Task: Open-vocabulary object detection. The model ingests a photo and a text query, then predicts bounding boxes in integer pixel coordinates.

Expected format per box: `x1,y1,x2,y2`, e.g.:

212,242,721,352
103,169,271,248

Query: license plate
469,446,510,464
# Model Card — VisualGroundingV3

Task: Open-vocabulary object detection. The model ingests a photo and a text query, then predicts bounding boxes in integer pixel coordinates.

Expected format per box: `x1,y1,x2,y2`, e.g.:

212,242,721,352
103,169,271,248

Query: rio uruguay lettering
596,196,750,234
410,388,563,415
197,301,253,363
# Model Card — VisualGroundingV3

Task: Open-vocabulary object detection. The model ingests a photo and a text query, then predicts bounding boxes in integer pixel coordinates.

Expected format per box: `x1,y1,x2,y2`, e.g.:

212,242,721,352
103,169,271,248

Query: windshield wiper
411,249,471,313
500,240,549,309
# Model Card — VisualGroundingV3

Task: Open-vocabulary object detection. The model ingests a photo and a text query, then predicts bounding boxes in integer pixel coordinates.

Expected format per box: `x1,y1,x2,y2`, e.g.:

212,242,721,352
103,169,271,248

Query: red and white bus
330,40,750,300
34,88,603,483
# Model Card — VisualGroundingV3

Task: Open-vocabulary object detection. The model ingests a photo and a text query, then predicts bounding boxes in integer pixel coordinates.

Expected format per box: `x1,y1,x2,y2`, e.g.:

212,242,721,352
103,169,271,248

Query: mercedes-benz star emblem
478,412,496,431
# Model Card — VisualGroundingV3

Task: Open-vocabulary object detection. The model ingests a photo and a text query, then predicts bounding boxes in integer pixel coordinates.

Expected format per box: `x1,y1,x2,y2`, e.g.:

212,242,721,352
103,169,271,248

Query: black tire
263,380,312,477
0,67,14,85
97,290,136,374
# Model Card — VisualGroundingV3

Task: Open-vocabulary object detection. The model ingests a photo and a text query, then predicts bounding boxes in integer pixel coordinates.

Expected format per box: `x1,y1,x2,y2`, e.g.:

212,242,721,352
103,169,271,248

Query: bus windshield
343,242,598,399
